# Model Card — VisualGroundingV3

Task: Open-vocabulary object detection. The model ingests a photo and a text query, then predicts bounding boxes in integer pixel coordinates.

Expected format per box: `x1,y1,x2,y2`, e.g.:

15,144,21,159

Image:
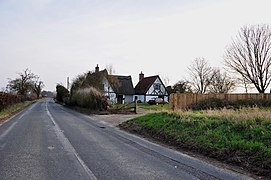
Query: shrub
0,92,23,111
56,85,69,103
70,87,107,110
190,97,271,110
190,98,225,110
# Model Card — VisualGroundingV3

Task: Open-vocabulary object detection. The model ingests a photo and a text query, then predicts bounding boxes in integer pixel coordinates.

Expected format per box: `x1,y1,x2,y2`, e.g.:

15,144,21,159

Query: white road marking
18,103,38,120
0,121,17,140
45,102,97,180
0,103,38,149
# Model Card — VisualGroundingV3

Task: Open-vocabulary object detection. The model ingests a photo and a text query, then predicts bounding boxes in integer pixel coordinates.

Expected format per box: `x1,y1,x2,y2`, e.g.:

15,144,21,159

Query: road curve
0,99,253,180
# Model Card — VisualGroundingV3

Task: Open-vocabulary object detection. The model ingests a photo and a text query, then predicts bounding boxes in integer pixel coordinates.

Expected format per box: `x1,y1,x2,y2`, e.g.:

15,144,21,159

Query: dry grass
75,87,102,97
175,107,271,122
0,101,33,122
69,86,105,110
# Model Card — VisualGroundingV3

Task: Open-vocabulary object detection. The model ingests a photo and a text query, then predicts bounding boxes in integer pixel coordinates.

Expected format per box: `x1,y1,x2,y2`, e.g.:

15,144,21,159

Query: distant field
119,108,271,177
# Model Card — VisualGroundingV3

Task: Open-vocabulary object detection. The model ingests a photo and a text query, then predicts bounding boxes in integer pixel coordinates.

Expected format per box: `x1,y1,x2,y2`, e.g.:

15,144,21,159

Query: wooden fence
170,93,271,111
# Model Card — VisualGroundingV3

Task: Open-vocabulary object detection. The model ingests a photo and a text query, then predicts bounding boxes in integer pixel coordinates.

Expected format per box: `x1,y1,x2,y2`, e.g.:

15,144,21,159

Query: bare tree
159,73,170,87
32,78,44,98
237,75,254,93
224,24,271,93
188,57,213,93
209,69,235,93
106,64,115,75
105,65,119,96
169,80,192,94
7,68,37,97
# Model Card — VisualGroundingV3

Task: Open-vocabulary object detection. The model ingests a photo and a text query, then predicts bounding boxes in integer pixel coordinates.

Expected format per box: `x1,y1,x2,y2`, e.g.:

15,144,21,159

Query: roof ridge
139,75,159,81
108,75,131,77
143,75,158,78
135,75,158,94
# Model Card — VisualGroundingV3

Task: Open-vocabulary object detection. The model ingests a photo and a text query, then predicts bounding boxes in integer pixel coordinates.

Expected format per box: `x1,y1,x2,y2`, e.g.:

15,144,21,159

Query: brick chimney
139,71,144,81
95,64,99,73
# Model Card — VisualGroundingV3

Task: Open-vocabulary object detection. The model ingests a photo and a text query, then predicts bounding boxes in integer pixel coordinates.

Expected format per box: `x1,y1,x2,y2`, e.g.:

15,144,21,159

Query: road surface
0,99,252,180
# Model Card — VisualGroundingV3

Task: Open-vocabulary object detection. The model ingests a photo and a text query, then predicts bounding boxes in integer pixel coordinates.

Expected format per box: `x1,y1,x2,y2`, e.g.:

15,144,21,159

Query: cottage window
154,84,161,90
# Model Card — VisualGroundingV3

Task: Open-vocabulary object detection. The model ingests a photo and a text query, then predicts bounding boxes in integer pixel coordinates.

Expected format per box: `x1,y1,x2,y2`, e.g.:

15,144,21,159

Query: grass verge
0,101,34,123
119,110,271,177
137,103,169,111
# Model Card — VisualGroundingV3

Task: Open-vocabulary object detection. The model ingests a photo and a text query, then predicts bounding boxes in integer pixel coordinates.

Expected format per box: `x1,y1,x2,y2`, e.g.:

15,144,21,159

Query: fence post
134,100,137,114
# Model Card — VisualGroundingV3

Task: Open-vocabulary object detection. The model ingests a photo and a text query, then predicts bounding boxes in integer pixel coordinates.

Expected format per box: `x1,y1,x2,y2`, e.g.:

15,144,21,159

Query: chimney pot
139,71,144,81
95,64,99,73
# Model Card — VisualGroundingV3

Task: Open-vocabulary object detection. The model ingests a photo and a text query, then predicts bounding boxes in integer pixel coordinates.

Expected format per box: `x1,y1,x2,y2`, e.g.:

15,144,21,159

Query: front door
117,95,124,104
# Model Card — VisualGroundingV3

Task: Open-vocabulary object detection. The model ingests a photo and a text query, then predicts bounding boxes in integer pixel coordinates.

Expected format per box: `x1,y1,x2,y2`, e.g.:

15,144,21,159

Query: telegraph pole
67,77,70,90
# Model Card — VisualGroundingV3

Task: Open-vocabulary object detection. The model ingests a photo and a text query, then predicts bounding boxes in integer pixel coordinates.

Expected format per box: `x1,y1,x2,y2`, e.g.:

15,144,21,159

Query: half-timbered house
103,75,134,104
95,65,135,104
134,72,168,103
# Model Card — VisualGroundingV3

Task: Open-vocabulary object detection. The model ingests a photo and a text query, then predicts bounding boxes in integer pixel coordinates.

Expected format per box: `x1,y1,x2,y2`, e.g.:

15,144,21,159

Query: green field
119,108,271,177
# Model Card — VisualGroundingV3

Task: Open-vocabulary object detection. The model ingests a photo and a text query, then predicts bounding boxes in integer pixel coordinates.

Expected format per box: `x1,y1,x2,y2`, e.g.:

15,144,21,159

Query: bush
190,98,225,110
56,85,69,103
190,97,271,110
70,87,107,110
234,99,271,108
0,92,23,111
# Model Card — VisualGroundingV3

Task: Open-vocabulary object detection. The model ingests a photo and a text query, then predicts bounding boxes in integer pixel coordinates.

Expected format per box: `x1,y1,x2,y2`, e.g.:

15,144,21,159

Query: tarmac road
0,99,253,180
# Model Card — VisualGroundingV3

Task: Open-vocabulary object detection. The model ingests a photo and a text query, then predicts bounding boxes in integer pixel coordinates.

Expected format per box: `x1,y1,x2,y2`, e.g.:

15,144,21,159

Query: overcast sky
1,0,271,91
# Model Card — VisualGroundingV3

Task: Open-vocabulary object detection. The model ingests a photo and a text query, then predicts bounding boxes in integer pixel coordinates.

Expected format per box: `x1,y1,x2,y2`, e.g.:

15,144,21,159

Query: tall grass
0,101,33,120
176,107,271,122
69,87,106,110
138,103,169,111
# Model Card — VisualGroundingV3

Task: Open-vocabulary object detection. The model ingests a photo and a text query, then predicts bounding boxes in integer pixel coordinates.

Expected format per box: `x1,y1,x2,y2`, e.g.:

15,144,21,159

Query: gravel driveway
90,108,155,126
